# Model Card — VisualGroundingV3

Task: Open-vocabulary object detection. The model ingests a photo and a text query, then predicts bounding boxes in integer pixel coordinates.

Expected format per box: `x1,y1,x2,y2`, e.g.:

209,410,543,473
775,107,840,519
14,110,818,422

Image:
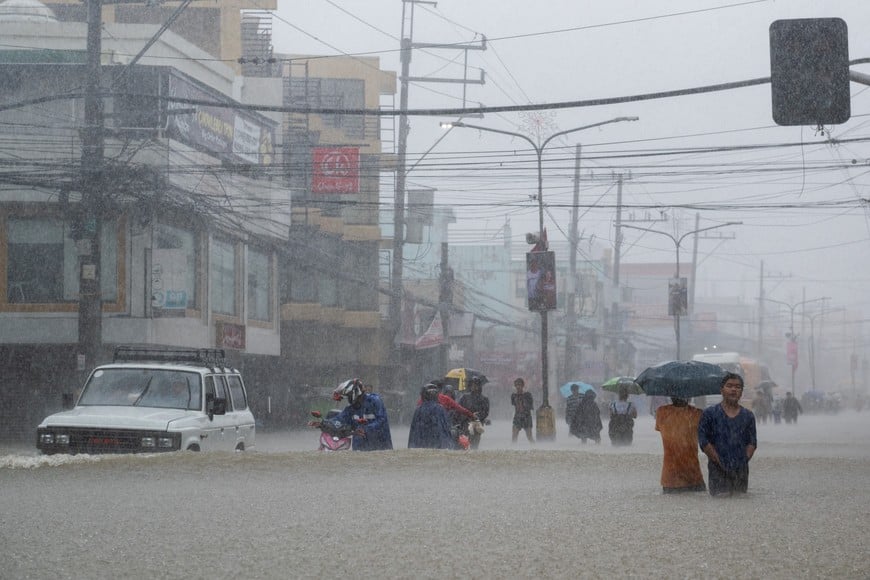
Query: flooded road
2,412,869,579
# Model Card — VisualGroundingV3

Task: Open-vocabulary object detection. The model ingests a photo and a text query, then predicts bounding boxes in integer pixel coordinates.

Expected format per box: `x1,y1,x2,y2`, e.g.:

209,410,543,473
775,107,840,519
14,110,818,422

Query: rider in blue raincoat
333,379,393,451
408,383,455,449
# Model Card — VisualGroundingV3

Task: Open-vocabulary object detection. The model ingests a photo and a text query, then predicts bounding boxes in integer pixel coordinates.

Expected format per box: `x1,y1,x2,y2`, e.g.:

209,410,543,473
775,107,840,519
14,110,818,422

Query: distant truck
692,351,777,409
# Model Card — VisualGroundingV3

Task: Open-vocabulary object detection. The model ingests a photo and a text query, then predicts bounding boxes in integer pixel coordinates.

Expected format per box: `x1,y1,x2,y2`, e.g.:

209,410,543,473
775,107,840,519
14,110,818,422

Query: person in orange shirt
654,397,706,493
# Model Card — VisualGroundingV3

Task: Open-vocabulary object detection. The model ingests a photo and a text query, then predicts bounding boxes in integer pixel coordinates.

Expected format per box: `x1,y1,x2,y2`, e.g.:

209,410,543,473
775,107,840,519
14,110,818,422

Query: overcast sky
269,0,870,325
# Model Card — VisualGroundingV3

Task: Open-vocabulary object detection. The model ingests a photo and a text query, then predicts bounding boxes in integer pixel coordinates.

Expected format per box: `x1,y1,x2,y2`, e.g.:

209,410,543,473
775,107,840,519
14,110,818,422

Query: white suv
36,346,256,454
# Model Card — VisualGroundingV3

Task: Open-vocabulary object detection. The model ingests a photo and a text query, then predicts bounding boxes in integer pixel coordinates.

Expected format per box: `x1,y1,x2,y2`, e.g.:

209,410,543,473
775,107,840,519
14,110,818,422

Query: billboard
165,72,276,167
668,277,688,316
526,251,556,311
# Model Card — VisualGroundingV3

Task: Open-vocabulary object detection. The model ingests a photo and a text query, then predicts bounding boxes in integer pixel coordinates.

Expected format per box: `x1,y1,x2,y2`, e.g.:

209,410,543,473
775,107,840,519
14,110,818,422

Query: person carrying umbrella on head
655,397,707,494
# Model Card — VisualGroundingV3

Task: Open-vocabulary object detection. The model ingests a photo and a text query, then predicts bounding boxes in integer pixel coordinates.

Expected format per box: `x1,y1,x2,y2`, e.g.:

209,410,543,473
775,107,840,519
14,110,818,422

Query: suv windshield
78,369,202,410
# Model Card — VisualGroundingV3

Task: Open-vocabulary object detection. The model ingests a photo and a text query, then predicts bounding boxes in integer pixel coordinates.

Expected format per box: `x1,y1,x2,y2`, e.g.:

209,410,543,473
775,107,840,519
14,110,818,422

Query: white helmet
336,378,365,406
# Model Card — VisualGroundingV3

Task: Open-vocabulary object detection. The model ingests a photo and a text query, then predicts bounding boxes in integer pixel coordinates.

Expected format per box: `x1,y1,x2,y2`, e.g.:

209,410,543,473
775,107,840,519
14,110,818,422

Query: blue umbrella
559,381,594,398
635,360,729,398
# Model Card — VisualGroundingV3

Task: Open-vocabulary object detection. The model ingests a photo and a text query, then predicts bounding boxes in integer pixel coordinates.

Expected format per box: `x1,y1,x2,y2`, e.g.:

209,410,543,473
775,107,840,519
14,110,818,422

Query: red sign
312,147,360,194
786,339,798,368
216,322,246,350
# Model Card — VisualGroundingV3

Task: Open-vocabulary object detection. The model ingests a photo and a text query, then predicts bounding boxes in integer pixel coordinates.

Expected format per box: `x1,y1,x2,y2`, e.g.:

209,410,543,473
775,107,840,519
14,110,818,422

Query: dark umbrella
635,360,729,398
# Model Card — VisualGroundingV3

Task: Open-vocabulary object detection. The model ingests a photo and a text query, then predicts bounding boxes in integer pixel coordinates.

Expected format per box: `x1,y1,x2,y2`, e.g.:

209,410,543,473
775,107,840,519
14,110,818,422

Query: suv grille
37,428,181,454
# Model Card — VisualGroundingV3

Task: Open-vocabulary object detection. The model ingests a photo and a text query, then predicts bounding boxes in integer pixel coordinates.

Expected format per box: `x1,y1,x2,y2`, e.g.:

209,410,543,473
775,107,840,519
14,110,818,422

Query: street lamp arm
619,223,677,245
440,121,537,150
676,221,742,246
540,116,639,150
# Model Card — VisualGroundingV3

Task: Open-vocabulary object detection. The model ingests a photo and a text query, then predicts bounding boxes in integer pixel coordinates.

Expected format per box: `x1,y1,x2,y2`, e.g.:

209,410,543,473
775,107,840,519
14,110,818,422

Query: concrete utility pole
78,0,105,374
564,144,582,382
391,0,485,386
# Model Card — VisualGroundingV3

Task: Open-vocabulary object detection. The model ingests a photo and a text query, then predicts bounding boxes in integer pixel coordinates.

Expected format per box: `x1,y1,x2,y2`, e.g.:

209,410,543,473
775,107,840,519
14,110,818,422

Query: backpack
608,402,634,436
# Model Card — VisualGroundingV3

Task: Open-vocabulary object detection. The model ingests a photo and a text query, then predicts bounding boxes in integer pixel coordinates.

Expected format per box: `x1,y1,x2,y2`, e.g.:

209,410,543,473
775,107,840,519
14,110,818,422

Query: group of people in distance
407,377,490,450
318,371,758,497
564,383,638,445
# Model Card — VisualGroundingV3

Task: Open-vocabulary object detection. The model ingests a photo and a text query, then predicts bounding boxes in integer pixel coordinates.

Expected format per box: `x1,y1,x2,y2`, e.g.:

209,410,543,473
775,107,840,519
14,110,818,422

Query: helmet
336,379,365,406
422,382,440,402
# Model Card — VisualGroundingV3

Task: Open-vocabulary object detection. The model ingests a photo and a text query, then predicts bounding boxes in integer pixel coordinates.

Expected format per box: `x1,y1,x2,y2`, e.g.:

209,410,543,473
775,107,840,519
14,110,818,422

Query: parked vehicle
36,346,256,454
308,409,353,451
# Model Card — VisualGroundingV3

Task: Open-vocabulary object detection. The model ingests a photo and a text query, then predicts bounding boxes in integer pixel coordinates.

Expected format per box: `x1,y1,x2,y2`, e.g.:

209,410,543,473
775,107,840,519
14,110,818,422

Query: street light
620,222,742,360
765,296,830,393
441,116,639,440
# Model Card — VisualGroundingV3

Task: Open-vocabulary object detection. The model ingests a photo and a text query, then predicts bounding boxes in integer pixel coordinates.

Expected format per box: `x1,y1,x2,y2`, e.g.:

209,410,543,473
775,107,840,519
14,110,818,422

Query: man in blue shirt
698,372,757,496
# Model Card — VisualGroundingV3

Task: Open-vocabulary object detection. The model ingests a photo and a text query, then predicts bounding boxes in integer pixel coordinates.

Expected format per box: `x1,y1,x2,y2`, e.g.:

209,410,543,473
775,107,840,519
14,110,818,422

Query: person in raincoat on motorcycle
332,379,393,451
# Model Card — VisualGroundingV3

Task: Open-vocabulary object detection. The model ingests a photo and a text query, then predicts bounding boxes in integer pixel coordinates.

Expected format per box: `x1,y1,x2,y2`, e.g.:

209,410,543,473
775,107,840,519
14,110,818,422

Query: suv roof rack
113,346,226,365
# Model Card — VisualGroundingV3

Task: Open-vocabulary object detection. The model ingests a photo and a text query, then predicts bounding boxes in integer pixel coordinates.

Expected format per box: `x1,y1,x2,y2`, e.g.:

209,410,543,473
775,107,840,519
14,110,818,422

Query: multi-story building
0,2,401,438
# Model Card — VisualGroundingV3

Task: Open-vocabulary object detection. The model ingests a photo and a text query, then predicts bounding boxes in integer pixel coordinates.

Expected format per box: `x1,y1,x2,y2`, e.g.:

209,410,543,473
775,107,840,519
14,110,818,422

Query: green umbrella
601,376,643,395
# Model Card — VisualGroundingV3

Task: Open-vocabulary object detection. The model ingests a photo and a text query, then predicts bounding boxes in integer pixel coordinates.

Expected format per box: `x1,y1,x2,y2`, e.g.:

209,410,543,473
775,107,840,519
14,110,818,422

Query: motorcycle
308,410,353,451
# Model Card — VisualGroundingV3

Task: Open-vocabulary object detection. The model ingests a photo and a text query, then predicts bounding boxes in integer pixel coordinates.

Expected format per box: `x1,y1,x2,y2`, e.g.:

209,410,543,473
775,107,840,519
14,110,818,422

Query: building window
153,223,198,311
247,247,271,321
6,216,117,304
210,237,237,316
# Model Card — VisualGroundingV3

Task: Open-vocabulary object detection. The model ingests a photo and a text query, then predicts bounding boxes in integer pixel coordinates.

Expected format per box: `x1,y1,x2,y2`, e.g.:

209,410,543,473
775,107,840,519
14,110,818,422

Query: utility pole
78,0,105,374
609,173,624,378
391,1,485,386
439,242,453,372
564,144,581,382
756,262,789,359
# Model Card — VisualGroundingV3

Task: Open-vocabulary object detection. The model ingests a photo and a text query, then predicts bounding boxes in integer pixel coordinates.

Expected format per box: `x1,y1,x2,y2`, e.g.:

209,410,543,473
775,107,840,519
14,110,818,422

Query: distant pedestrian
782,391,803,424
608,386,637,446
565,384,583,438
571,390,602,444
511,378,535,444
699,373,757,497
655,397,706,493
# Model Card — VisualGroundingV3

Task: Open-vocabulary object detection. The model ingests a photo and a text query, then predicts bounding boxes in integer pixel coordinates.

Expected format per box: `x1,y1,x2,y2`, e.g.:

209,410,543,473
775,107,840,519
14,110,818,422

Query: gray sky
270,0,870,324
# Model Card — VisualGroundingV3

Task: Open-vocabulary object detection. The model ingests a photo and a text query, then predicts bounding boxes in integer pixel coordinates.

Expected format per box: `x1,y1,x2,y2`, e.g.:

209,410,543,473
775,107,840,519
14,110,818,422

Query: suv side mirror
61,393,75,410
212,397,227,416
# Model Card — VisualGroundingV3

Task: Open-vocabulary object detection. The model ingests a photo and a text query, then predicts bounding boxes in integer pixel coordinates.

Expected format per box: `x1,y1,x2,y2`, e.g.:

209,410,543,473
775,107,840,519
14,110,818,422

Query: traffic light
769,18,850,126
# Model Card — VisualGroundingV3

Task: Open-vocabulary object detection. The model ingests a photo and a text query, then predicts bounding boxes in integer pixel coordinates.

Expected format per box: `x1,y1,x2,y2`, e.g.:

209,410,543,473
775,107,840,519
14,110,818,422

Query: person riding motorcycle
331,378,393,451
458,376,490,449
408,382,455,449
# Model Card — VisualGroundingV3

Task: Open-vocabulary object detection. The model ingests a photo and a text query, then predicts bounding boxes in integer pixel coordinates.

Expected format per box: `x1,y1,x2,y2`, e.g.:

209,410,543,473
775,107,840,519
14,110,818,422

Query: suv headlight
39,433,54,444
141,436,156,448
157,437,174,448
55,434,70,445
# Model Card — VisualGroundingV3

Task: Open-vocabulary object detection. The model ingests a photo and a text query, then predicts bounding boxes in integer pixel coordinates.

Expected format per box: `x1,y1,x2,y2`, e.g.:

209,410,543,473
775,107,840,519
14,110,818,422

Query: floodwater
2,411,869,579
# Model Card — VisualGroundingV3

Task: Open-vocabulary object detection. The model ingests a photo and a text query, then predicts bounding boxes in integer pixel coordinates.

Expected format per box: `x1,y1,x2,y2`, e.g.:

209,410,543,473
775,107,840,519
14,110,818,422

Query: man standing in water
511,378,535,444
698,373,757,496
